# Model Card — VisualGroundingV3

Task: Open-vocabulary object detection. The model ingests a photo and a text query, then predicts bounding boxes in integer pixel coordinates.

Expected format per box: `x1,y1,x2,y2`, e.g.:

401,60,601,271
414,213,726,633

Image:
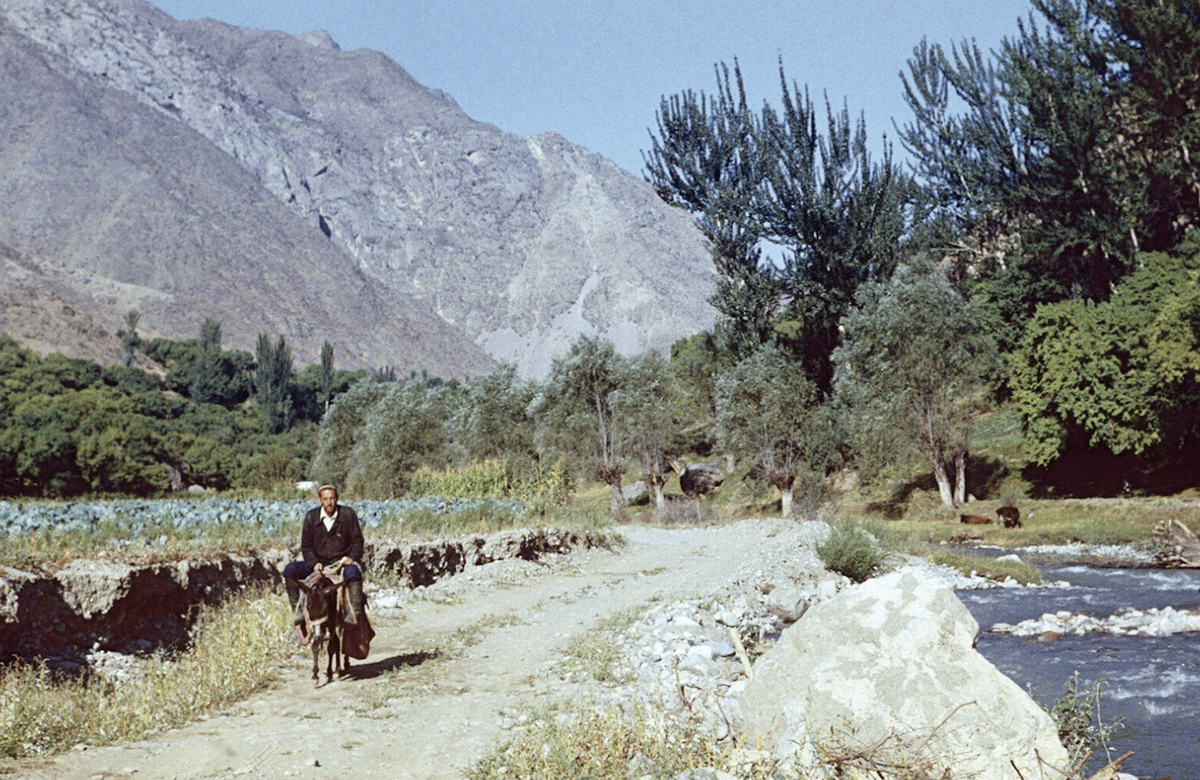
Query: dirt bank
0,529,609,662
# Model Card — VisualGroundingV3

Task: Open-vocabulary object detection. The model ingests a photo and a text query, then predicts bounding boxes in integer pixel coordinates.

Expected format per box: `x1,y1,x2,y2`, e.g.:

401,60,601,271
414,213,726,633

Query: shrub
1049,672,1122,765
817,518,892,582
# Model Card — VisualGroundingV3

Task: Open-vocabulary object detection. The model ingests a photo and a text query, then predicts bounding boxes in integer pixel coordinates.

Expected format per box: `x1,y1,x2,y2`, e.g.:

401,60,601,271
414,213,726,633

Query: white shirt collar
321,506,338,532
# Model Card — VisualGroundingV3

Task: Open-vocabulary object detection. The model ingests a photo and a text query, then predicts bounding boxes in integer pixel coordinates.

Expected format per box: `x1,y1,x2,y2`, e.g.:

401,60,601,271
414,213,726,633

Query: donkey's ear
298,580,313,593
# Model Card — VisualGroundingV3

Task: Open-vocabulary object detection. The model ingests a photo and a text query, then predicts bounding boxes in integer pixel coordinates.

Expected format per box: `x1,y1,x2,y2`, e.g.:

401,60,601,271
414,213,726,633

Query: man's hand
340,556,354,567
314,562,324,573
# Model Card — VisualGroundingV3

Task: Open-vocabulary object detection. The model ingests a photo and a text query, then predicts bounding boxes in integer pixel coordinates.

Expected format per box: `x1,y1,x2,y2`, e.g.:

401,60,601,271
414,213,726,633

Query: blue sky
153,1,1034,176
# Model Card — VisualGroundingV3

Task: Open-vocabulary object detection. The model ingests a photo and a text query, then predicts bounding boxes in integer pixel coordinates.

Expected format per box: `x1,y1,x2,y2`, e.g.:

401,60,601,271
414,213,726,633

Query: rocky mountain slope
0,0,716,376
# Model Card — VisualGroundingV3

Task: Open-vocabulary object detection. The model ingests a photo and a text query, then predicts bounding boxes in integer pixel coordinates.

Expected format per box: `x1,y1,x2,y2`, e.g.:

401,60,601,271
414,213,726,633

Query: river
956,559,1200,779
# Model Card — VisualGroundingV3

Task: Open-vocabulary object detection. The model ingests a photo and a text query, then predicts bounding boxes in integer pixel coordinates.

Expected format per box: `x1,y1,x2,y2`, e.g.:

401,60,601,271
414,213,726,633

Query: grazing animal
997,506,1022,529
301,576,350,686
959,514,993,525
670,459,725,497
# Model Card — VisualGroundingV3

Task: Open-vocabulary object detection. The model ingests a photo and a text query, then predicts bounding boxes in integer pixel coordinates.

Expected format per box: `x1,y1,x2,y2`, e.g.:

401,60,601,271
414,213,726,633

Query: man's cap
317,484,338,495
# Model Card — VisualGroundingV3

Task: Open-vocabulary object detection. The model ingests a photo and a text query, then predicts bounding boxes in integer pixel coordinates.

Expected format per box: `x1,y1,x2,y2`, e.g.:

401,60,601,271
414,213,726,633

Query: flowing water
956,560,1200,779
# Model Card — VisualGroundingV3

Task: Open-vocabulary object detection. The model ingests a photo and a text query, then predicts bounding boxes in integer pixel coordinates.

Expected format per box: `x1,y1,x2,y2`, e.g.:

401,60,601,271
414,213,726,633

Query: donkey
300,575,351,686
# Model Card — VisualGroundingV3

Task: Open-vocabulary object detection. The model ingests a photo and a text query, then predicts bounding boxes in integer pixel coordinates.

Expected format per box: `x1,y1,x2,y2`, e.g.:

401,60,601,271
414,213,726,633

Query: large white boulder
740,570,1069,780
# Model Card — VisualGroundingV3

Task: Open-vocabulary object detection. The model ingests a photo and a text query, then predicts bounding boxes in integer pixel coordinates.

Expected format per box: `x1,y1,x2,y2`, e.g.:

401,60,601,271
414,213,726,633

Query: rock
763,585,810,622
740,570,1070,779
995,554,1023,564
621,481,649,506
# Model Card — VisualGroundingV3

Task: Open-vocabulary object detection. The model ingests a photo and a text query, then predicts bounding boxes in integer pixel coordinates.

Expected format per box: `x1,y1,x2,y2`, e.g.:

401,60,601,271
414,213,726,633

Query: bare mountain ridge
1,0,717,377
0,16,492,375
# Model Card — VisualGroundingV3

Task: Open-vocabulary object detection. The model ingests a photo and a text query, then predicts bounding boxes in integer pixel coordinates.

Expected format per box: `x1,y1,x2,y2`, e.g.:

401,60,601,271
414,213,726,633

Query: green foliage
816,518,893,583
833,261,997,506
0,334,325,497
309,377,390,489
534,337,629,498
1010,240,1200,465
453,363,535,462
613,351,685,508
342,379,452,498
901,0,1200,305
1049,672,1122,765
117,310,141,368
254,334,294,434
646,62,914,380
407,459,572,504
714,344,834,515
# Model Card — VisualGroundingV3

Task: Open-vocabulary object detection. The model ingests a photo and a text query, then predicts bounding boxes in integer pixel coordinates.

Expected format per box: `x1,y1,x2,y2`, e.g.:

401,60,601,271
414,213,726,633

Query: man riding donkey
284,484,366,628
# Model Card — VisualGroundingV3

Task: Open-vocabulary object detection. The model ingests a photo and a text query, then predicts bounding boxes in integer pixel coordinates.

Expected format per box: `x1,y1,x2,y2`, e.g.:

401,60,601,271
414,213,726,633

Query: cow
299,575,351,686
997,506,1023,529
959,514,993,525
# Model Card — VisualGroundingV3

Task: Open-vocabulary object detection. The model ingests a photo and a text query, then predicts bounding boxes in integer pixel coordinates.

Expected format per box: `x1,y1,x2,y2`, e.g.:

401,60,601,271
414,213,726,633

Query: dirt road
14,522,786,780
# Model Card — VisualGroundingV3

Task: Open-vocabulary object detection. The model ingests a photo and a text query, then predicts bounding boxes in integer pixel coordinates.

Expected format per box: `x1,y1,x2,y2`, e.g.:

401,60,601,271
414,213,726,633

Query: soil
10,522,786,780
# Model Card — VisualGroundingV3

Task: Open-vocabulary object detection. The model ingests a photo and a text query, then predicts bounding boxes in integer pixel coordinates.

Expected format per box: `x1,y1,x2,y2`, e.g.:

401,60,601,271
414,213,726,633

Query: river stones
740,569,1070,780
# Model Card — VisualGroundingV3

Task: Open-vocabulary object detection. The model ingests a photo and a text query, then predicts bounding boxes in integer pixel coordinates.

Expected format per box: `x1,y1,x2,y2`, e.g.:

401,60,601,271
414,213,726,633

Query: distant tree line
0,316,366,496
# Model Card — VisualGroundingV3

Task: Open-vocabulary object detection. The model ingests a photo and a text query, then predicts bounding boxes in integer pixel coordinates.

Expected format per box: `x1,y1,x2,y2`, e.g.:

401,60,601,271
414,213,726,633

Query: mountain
0,0,716,377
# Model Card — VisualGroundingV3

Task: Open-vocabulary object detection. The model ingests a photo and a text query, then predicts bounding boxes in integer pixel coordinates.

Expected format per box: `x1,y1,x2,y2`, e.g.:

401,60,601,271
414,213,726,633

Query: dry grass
0,588,294,760
467,703,778,780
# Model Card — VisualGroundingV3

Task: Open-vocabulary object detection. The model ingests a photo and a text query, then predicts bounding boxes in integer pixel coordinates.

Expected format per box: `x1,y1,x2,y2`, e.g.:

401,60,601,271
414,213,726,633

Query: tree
309,377,390,489
644,64,782,359
714,345,832,517
1010,238,1200,466
187,319,251,406
833,262,998,508
534,336,630,519
614,351,684,512
319,341,335,414
646,61,914,385
454,363,535,463
344,380,450,498
900,0,1200,306
255,334,294,434
117,310,141,368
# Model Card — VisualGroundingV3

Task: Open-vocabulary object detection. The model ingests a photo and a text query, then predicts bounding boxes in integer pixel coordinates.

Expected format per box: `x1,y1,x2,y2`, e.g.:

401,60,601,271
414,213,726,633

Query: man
284,484,365,626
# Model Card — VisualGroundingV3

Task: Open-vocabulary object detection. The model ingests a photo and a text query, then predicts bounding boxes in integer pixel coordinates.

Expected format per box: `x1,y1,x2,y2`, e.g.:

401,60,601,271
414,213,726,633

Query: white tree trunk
953,450,967,507
653,483,665,511
609,482,626,520
780,487,794,518
931,454,955,509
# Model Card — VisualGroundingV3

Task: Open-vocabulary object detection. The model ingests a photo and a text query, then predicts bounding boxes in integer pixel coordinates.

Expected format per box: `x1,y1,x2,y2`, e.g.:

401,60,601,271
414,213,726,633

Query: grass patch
0,588,293,760
926,550,1044,585
467,703,776,780
883,498,1200,548
560,608,644,684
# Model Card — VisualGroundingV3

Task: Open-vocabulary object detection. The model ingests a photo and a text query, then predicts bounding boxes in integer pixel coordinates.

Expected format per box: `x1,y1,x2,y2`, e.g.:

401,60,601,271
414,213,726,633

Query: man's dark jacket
300,505,364,567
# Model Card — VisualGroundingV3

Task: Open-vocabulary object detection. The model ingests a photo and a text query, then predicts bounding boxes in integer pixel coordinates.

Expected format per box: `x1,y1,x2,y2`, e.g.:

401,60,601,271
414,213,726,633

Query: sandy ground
11,523,782,780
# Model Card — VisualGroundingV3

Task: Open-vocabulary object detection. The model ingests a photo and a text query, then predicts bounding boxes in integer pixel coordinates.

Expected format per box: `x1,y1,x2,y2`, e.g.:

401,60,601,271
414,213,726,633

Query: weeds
0,589,293,759
1049,673,1123,766
467,703,777,780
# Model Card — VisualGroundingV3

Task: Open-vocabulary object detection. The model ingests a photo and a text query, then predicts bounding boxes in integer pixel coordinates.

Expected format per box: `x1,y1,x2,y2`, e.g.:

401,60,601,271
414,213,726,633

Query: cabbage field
0,497,534,564
0,497,525,537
